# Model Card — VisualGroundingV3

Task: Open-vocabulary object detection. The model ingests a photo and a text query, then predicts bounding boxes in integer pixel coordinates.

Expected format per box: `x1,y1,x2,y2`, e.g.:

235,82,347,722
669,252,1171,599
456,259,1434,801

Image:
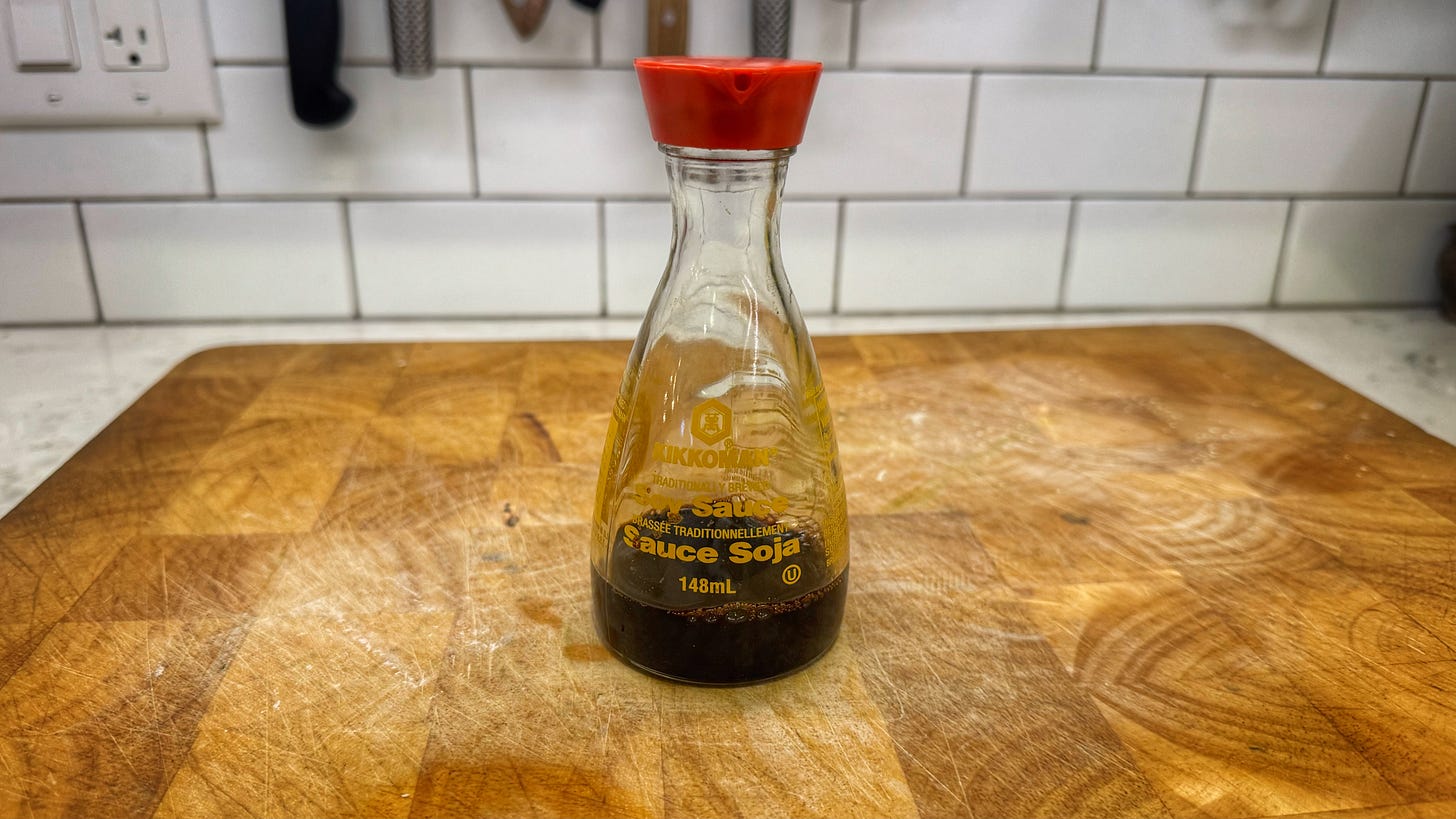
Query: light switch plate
9,0,80,69
0,0,219,124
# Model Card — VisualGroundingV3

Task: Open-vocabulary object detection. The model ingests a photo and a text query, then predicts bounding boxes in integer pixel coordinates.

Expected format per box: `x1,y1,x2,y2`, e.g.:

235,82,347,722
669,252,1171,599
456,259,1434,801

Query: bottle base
590,567,848,686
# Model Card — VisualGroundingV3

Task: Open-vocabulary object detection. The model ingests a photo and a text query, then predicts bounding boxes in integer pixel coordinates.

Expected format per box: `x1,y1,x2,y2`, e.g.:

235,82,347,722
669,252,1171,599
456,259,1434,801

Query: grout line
596,199,608,317
1317,0,1340,75
1089,0,1107,70
207,57,1456,82
847,0,860,70
1056,198,1080,310
339,201,362,318
10,191,1456,209
218,58,598,70
462,69,481,198
197,124,218,198
71,202,105,323
956,190,1456,201
1186,76,1214,195
1268,199,1298,307
1399,80,1432,195
0,195,219,205
0,300,1422,329
959,73,978,196
831,199,848,314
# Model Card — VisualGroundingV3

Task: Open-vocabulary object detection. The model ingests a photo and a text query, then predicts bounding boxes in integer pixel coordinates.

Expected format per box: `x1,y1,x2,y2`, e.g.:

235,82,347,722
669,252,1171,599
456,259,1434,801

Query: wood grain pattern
2,326,1455,818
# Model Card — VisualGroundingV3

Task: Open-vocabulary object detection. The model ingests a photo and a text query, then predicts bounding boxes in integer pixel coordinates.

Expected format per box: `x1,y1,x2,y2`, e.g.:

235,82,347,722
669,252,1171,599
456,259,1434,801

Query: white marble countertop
3,309,1454,516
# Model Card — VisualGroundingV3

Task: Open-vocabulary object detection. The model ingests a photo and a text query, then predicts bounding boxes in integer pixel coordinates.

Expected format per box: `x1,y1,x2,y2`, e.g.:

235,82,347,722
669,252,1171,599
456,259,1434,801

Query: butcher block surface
3,326,1456,819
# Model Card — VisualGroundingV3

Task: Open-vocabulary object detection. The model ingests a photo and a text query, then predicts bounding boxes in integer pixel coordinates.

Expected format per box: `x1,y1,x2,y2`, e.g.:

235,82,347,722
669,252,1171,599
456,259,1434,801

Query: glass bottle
591,58,848,685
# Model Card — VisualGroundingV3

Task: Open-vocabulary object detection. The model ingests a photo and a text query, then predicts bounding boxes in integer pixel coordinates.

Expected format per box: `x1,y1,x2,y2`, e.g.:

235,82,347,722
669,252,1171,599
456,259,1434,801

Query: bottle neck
662,145,793,284
633,144,805,354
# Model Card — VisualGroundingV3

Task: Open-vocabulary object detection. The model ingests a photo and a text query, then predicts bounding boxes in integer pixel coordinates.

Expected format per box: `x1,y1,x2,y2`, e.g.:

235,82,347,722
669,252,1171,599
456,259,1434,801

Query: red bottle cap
635,57,822,150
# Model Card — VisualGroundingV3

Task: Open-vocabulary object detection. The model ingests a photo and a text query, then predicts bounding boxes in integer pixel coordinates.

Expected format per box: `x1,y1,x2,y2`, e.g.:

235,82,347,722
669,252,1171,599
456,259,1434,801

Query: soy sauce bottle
591,58,848,685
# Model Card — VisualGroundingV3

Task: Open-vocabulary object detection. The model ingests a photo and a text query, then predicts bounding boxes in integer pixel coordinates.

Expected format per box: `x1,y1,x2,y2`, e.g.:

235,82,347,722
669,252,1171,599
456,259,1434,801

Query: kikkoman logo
654,399,775,469
691,399,732,445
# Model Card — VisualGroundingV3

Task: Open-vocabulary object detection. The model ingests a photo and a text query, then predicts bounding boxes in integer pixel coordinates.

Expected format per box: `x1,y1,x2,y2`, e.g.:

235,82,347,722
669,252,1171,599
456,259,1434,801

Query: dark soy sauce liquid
592,504,847,685
592,568,847,685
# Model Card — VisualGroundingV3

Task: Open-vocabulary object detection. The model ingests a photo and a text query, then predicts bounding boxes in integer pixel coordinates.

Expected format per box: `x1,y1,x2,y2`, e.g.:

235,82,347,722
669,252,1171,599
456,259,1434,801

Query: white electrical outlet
0,0,218,125
94,0,166,70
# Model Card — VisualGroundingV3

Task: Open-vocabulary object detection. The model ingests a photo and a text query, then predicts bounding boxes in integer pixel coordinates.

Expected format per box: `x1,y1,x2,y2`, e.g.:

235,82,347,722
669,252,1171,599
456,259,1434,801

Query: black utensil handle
571,0,602,9
283,0,355,128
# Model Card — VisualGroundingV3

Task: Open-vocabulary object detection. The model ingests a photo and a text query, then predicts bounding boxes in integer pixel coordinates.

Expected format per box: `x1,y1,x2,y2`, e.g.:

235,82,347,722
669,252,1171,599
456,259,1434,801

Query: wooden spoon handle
647,0,689,56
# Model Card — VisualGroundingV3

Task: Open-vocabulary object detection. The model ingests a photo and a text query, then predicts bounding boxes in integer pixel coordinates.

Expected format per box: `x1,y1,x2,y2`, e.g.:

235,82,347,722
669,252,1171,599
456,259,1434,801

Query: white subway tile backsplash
779,201,839,314
204,0,281,61
682,0,750,59
1324,0,1456,76
350,201,599,317
603,201,837,317
0,205,96,323
436,0,593,65
603,202,668,316
1099,0,1331,74
207,67,472,197
0,128,208,199
795,72,971,197
839,201,1070,312
83,202,352,320
1408,82,1456,195
6,0,1448,325
1195,79,1424,194
472,69,662,197
789,1,854,70
858,0,1097,70
968,75,1203,194
1279,200,1456,305
205,0,391,62
1065,200,1288,308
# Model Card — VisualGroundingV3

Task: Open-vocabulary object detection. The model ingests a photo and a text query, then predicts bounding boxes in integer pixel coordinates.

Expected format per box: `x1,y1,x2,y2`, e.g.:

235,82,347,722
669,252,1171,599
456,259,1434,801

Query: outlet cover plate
0,0,219,125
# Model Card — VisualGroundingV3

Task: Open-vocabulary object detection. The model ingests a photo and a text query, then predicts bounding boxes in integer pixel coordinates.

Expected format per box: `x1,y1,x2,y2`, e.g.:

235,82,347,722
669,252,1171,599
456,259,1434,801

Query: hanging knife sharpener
753,0,791,59
388,0,435,77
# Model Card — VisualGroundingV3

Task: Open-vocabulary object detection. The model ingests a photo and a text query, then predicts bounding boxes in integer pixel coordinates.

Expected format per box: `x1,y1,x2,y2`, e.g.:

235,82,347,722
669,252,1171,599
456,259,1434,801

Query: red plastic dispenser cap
635,57,822,150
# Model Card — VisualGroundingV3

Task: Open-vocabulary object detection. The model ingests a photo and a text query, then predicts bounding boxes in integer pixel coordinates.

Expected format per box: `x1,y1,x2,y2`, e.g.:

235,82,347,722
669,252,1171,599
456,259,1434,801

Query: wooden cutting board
3,326,1456,819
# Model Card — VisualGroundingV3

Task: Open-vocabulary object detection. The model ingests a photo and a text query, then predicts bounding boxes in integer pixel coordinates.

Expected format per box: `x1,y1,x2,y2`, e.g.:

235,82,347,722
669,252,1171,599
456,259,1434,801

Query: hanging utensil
501,0,551,40
647,0,688,56
388,0,434,77
570,0,603,9
283,0,353,128
752,0,790,59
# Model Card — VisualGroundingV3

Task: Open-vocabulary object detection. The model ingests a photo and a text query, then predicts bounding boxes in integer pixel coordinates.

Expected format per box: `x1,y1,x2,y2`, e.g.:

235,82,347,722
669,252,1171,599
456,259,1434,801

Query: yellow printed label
680,576,737,594
591,395,630,545
621,522,802,566
690,398,732,444
651,442,777,469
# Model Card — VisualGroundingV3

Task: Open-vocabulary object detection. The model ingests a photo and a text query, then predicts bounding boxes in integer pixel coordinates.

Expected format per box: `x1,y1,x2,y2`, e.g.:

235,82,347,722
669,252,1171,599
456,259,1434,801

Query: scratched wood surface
3,326,1456,818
